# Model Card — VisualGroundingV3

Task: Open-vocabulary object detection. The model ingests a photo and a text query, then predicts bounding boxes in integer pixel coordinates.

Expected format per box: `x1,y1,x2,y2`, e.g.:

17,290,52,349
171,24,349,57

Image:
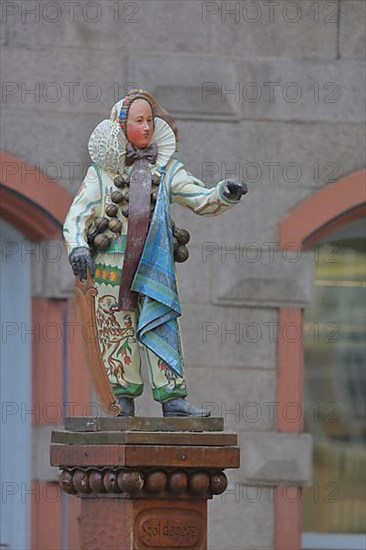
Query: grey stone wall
1,1,365,547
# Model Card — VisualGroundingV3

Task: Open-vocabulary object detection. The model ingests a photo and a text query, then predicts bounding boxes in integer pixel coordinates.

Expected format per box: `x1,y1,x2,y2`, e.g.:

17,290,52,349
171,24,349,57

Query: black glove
69,246,95,281
222,180,248,201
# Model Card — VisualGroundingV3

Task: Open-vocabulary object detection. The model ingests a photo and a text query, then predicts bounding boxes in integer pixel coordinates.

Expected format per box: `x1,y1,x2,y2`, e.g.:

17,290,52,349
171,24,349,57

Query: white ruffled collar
88,104,177,175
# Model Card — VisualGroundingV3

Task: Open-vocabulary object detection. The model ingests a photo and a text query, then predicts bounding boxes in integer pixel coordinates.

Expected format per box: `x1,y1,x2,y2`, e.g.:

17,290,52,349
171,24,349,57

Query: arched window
276,169,366,550
302,217,366,550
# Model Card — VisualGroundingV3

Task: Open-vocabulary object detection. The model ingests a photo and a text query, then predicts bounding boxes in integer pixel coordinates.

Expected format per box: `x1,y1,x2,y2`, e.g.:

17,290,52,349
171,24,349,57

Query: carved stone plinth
50,417,240,550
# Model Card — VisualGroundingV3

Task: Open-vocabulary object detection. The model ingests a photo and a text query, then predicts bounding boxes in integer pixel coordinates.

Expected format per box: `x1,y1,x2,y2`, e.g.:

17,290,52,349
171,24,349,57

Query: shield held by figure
74,269,122,416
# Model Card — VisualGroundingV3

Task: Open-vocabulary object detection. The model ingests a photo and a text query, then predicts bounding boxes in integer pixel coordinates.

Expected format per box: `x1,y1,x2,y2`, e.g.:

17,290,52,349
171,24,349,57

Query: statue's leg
144,347,188,403
93,253,144,399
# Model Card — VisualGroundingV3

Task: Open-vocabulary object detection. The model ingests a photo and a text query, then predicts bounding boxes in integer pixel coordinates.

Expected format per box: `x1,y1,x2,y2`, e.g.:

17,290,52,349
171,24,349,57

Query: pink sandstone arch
275,169,366,550
0,151,72,239
279,169,366,250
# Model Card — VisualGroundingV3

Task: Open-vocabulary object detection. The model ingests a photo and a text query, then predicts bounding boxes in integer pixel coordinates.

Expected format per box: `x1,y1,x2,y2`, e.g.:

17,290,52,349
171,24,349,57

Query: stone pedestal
50,417,240,550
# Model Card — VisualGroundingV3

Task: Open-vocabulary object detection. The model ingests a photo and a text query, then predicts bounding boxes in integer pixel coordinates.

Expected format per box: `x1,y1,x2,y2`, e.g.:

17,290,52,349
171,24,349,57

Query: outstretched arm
170,164,248,216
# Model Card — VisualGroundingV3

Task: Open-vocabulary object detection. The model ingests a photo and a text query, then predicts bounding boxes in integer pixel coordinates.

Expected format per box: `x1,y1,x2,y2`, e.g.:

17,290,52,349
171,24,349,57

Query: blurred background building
1,1,365,549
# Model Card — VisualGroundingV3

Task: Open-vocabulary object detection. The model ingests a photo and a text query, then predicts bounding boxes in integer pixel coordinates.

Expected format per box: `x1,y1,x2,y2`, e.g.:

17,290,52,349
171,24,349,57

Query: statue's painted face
126,99,154,149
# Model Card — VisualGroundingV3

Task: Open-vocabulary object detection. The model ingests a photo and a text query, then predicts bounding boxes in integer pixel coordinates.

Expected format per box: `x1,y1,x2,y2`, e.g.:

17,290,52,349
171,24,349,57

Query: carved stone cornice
59,467,228,499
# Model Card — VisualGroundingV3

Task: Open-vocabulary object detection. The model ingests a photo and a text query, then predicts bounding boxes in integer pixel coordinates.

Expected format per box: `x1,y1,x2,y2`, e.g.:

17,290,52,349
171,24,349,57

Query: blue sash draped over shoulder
131,160,184,377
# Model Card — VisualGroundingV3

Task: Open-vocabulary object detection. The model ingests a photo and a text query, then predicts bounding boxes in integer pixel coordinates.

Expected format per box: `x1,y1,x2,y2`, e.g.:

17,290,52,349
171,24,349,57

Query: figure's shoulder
164,157,185,177
81,165,115,199
87,164,115,184
165,156,182,167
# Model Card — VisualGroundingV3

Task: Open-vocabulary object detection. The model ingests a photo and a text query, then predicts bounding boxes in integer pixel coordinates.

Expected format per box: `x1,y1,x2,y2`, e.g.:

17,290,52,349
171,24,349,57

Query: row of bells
87,174,190,263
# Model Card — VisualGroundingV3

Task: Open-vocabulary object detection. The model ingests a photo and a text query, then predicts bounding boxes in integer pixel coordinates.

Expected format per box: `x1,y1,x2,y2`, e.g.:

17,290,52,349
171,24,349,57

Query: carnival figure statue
64,89,247,417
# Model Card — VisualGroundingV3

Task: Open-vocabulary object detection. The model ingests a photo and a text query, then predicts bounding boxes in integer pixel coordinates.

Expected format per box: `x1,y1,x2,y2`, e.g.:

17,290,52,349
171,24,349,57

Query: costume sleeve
63,165,103,255
170,164,240,216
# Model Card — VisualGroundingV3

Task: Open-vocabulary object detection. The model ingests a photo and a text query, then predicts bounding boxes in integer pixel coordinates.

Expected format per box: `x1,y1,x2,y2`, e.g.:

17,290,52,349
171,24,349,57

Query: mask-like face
126,99,154,149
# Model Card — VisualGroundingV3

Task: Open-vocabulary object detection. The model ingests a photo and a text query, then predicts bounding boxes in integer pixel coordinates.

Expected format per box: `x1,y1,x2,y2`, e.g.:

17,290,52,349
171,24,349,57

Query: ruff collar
88,97,177,175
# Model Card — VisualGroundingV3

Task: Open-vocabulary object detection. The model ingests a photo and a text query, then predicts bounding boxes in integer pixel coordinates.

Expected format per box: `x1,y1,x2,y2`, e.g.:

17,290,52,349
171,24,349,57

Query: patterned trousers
93,252,187,403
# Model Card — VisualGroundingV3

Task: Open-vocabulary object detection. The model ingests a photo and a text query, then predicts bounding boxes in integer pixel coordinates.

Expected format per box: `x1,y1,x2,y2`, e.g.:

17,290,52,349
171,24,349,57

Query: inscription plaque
136,508,202,548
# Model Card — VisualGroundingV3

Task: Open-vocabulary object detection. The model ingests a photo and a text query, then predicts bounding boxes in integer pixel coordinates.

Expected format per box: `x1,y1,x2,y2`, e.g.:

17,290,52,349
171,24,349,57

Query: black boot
162,397,210,417
116,396,135,417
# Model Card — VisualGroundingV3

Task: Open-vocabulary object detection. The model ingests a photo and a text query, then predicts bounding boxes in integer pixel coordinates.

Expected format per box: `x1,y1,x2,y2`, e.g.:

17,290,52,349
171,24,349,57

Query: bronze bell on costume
172,221,190,263
87,172,191,263
87,217,111,251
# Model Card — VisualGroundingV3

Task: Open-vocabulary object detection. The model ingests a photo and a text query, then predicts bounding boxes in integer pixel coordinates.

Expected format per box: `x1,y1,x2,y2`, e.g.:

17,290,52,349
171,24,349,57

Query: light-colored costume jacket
64,159,239,256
